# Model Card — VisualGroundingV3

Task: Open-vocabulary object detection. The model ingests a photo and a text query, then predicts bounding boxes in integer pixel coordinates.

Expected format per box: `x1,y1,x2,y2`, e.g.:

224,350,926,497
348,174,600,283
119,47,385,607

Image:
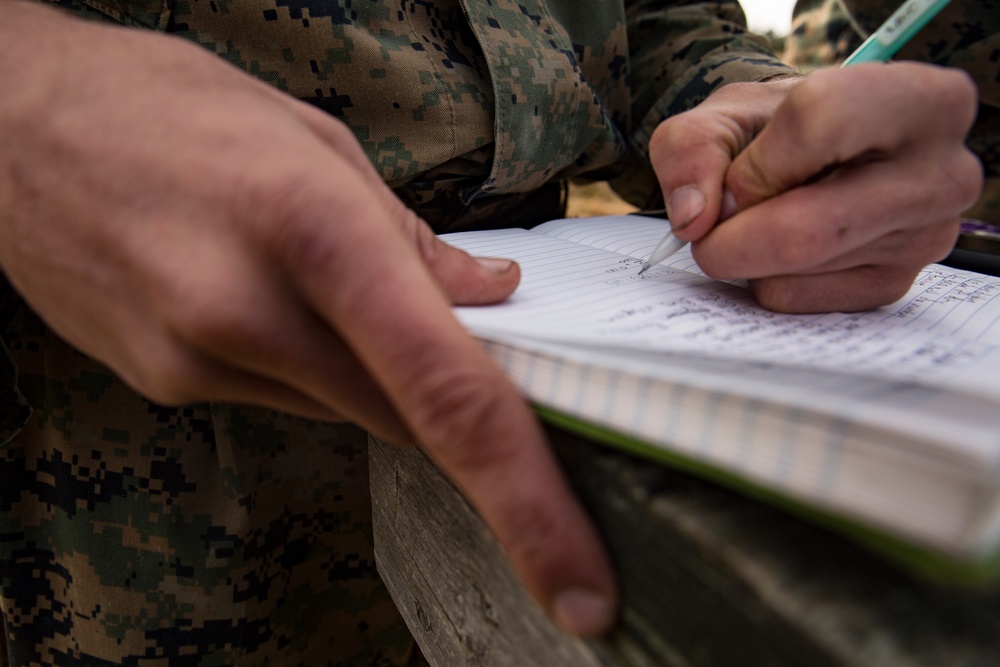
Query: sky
740,0,798,35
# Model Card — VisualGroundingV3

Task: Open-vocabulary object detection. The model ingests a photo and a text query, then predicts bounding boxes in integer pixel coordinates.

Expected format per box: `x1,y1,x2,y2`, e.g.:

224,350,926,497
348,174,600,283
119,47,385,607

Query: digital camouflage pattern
2,1,794,665
160,0,792,227
0,304,417,665
786,0,1000,225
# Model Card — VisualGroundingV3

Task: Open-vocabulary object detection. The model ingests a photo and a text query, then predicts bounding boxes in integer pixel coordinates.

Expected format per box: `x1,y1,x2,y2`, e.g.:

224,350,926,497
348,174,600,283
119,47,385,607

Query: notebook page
531,215,681,264
481,330,1000,463
443,220,1000,400
445,217,1000,553
479,336,1000,555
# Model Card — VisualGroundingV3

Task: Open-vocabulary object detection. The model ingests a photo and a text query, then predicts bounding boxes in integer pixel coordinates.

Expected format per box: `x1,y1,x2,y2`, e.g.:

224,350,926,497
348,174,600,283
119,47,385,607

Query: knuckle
910,221,961,265
501,502,562,571
936,68,979,126
900,64,978,135
954,151,986,208
926,150,985,215
275,219,343,280
241,169,361,279
408,366,523,474
406,210,444,267
649,115,689,168
867,269,917,307
767,226,825,271
163,283,258,352
317,115,364,149
749,278,798,313
780,72,874,160
139,247,264,356
729,144,780,202
649,111,688,147
133,344,213,406
650,112,719,166
781,74,837,138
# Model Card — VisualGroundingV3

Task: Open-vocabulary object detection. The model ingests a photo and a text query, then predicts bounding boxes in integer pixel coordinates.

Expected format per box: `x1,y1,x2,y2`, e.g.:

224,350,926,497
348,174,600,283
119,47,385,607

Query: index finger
649,77,801,243
725,63,978,213
274,172,618,637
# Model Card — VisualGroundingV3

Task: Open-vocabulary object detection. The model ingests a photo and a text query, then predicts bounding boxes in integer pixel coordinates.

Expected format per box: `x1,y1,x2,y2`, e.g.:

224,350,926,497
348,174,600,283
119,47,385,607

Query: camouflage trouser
0,297,419,666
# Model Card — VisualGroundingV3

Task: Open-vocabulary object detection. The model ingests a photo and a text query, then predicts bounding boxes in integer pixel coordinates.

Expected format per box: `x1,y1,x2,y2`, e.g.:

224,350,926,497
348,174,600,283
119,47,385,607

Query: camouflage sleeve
625,1,795,148
610,1,796,207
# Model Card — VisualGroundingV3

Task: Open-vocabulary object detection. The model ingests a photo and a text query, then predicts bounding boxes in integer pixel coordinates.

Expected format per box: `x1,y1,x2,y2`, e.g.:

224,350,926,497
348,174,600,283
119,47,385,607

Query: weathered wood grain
369,436,618,667
370,427,1000,667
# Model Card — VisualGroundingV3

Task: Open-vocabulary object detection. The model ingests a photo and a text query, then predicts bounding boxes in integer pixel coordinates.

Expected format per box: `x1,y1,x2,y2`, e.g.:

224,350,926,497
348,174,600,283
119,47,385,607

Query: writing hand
650,63,983,312
0,2,615,636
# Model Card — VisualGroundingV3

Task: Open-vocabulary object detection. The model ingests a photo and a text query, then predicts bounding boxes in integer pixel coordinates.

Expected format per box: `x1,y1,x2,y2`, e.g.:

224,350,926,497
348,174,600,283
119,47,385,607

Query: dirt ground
565,181,638,218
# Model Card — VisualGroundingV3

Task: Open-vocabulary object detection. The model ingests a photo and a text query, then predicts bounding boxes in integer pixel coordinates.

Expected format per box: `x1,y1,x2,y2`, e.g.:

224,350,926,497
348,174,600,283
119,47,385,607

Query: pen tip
638,263,649,276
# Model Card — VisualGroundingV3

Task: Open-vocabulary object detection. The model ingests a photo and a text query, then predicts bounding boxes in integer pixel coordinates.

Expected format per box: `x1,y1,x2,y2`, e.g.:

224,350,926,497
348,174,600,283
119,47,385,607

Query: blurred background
741,0,797,36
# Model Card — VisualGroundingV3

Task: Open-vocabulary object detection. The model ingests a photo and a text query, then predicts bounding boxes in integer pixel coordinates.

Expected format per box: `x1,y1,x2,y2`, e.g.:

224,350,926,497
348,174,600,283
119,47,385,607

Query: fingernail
666,185,706,232
475,256,515,275
720,190,738,221
553,588,614,637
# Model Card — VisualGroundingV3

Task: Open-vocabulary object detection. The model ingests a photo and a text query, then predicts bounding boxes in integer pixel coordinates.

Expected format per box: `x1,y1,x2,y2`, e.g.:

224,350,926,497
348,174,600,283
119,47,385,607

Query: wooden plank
369,436,618,667
550,427,1000,667
370,428,1000,666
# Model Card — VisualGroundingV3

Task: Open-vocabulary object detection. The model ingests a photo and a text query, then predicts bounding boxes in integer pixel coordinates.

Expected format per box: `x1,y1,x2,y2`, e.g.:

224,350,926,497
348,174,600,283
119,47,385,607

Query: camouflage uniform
1,1,796,665
786,0,1000,224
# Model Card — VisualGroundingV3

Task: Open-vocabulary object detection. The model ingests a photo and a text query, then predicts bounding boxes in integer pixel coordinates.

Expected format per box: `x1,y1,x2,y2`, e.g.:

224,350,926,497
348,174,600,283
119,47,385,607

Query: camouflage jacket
787,0,1000,224
61,0,794,230
1,2,793,666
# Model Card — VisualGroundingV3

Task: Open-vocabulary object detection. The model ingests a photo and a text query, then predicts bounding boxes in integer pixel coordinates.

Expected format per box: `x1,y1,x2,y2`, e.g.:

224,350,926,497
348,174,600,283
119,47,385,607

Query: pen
636,231,686,276
841,0,952,67
637,0,952,276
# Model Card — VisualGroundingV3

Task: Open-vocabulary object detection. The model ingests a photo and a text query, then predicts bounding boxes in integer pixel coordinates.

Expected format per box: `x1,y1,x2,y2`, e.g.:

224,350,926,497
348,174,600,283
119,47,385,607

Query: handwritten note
444,216,1000,397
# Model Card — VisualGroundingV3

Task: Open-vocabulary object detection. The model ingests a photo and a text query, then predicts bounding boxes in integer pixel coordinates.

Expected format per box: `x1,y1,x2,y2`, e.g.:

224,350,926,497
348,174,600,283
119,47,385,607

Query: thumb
650,78,803,241
409,215,522,305
284,96,522,305
649,114,732,242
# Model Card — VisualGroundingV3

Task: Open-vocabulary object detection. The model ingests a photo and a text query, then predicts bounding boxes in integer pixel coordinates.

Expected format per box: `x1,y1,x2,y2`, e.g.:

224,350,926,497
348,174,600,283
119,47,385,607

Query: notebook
442,214,1000,583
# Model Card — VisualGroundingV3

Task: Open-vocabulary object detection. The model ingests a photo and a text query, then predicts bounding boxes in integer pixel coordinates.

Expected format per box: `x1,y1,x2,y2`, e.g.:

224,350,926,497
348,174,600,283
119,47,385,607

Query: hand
649,63,983,313
0,2,615,635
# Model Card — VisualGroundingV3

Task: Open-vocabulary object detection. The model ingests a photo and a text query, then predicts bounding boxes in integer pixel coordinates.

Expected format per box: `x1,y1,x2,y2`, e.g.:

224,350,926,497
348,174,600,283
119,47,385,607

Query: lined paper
442,216,1000,557
447,216,1000,398
480,337,997,555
